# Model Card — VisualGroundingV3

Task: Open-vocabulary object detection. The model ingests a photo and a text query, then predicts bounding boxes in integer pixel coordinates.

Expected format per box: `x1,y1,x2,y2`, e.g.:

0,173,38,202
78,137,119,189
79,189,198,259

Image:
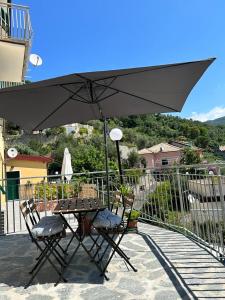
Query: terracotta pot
127,220,138,228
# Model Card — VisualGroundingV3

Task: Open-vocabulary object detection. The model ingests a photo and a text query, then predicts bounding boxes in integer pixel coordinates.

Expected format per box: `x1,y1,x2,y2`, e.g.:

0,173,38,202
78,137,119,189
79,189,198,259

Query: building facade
0,0,32,210
6,154,52,200
0,0,32,184
138,143,182,169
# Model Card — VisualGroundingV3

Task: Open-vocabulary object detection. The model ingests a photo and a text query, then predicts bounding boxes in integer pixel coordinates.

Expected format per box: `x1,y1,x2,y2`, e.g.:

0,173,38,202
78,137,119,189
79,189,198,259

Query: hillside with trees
5,114,225,173
206,116,225,126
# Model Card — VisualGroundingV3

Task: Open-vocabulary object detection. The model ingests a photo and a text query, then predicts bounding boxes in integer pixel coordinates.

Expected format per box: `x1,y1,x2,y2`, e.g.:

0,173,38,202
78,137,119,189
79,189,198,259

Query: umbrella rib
95,91,119,103
94,82,178,112
70,97,90,104
32,94,74,131
95,77,118,101
60,85,90,103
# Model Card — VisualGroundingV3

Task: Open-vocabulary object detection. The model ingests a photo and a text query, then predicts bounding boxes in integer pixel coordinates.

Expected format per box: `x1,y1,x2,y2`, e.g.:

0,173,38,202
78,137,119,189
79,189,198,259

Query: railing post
217,174,225,254
44,182,47,216
176,168,185,227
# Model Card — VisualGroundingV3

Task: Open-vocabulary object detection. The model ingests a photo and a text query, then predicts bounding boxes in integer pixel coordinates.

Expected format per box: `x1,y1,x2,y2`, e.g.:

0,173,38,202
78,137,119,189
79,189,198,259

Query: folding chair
20,199,67,288
91,192,137,277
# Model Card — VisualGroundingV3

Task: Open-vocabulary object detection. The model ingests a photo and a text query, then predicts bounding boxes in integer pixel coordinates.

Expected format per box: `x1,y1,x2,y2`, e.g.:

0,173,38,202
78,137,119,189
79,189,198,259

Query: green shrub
125,209,141,220
79,127,88,135
34,181,81,200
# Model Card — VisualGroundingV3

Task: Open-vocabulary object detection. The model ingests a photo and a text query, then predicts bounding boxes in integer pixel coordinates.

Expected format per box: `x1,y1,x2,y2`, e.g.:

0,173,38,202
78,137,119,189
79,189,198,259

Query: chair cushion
93,209,122,229
31,216,64,238
41,215,63,224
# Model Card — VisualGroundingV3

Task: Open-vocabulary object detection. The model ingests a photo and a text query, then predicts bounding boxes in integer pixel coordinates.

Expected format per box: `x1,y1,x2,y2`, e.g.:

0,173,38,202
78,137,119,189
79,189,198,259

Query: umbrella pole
103,118,110,209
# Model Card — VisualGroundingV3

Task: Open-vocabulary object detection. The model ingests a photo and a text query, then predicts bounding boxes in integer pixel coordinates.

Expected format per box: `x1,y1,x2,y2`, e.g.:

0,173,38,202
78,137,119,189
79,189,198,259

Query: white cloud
189,106,225,122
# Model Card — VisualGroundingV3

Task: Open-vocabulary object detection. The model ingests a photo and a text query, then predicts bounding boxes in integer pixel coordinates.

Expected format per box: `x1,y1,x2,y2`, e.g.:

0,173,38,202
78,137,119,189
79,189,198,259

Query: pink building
138,143,182,169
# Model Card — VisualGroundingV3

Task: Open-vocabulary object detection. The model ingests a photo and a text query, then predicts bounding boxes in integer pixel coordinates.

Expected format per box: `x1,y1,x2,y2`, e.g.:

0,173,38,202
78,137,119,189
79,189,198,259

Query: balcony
0,80,25,89
0,2,32,43
0,2,32,82
1,165,225,298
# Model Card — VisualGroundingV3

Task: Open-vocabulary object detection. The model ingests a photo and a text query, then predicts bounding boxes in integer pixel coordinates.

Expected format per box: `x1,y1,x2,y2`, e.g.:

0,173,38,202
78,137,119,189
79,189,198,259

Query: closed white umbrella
61,148,73,182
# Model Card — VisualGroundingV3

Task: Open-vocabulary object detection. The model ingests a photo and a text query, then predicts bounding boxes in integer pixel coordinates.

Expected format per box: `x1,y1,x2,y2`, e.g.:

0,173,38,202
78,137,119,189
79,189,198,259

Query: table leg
59,213,77,253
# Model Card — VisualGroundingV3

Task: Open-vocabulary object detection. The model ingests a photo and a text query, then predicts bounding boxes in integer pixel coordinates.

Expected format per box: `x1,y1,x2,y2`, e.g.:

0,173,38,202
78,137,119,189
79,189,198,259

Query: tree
180,148,201,165
195,135,210,148
127,151,140,168
45,126,66,137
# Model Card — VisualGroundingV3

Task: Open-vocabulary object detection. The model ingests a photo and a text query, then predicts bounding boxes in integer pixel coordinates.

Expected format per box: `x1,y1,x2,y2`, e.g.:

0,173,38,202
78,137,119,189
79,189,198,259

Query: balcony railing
0,80,25,89
0,2,32,42
1,164,225,261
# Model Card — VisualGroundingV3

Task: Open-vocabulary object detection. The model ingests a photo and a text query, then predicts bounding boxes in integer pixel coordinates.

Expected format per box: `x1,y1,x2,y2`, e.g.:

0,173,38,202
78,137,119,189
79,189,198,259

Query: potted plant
125,209,141,232
119,184,132,197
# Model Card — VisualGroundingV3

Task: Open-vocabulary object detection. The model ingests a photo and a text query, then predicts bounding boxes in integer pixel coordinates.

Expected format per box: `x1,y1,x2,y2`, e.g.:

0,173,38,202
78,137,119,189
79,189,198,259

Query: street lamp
109,128,123,184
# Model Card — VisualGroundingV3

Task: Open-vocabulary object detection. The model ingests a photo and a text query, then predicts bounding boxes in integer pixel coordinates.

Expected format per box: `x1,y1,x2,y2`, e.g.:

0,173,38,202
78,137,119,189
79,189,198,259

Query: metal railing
0,81,25,89
139,168,225,261
1,164,225,261
0,2,32,42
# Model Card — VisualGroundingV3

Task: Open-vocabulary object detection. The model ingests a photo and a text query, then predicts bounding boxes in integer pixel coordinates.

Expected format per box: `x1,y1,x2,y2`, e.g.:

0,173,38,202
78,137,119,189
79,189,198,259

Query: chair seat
31,216,64,238
93,208,122,229
41,215,63,224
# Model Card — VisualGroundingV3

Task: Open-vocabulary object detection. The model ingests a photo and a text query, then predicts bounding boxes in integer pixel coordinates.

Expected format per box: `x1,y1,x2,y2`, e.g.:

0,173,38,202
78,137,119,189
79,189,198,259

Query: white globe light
109,128,123,141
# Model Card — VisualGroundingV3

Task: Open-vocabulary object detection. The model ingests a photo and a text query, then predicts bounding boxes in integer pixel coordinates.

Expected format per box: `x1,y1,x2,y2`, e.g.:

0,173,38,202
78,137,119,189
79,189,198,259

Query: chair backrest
20,199,40,236
111,191,135,221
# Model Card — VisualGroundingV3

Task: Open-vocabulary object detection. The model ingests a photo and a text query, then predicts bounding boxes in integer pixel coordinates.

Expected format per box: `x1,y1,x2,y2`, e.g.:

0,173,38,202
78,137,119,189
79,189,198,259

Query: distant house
219,145,225,151
64,123,93,138
215,145,225,160
138,143,182,169
5,154,52,200
169,140,203,157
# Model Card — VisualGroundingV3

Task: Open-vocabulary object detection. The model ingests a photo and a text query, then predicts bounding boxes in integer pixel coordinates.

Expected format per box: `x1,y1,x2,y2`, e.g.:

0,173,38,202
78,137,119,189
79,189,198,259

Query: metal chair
20,199,67,288
91,192,137,277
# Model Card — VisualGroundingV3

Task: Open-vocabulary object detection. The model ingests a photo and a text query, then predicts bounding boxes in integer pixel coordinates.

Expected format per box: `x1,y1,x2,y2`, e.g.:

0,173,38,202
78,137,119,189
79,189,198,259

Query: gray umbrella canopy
0,58,215,131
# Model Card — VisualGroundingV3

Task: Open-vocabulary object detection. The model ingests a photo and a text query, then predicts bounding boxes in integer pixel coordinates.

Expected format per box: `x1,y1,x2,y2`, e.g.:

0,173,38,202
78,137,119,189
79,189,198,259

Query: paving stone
117,277,146,295
145,259,162,270
148,269,165,280
56,286,73,300
0,285,11,292
0,295,10,300
1,223,224,299
80,286,126,300
154,290,180,300
26,295,54,300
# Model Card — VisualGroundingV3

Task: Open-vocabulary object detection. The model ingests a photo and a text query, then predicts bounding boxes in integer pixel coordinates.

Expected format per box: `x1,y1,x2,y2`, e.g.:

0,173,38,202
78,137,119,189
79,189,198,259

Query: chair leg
97,231,130,262
25,239,67,289
57,241,68,255
99,231,137,276
79,240,109,281
46,240,67,265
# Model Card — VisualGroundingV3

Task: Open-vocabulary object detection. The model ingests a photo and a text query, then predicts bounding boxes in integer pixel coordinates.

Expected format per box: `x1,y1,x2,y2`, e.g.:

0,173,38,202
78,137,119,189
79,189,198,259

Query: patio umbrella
0,58,214,131
0,58,215,202
61,147,73,182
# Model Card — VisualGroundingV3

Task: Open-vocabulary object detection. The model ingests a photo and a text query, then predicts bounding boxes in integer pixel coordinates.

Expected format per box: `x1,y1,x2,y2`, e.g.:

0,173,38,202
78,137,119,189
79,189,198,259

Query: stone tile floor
0,223,225,300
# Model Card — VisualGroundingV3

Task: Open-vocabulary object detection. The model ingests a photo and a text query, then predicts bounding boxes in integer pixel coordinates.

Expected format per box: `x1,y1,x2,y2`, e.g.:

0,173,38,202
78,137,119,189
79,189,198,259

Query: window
162,159,168,166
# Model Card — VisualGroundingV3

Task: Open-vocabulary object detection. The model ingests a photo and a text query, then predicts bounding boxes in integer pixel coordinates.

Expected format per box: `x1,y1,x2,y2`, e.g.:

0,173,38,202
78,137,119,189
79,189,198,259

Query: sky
14,0,225,121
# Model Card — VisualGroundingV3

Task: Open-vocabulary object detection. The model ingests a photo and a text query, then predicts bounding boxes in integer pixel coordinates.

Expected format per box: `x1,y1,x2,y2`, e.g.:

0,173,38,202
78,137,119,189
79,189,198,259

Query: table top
53,198,105,214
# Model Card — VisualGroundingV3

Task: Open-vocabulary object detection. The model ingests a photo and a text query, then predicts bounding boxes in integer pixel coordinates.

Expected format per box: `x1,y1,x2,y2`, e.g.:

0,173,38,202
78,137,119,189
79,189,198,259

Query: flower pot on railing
127,219,138,229
125,209,141,232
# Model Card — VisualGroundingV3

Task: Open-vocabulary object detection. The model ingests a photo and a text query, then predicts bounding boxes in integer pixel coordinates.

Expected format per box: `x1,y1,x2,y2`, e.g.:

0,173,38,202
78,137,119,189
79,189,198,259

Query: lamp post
109,128,123,185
